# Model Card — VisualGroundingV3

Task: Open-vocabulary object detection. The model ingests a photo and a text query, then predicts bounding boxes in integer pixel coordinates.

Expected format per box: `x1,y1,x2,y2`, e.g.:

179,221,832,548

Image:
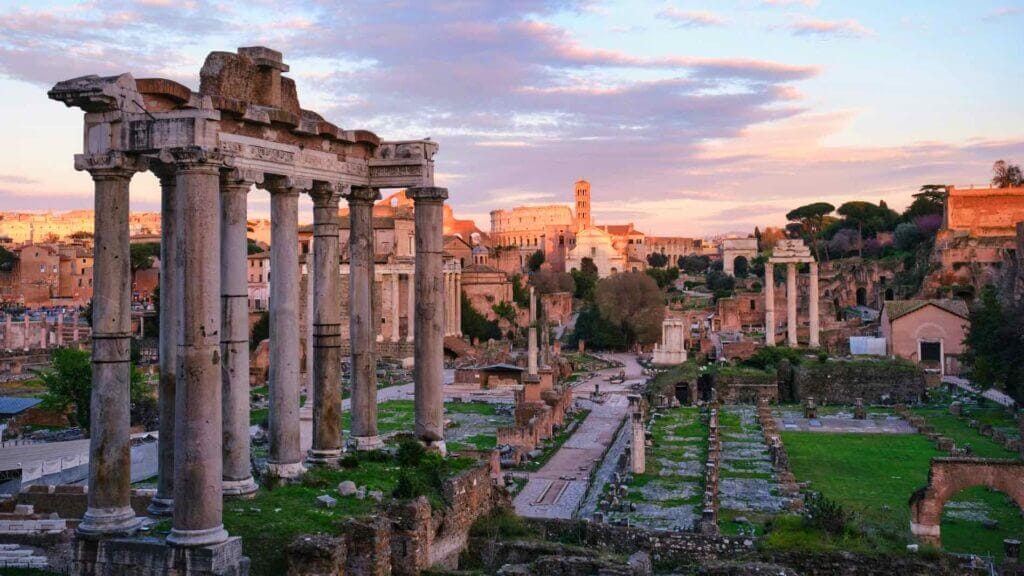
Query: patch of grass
783,431,940,533
942,486,1024,561
910,408,1017,458
444,401,498,416
449,433,497,452
222,450,476,576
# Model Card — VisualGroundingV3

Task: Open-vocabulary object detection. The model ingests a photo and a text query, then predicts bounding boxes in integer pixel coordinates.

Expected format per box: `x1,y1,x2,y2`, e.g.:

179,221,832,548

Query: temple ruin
47,46,450,574
764,239,819,347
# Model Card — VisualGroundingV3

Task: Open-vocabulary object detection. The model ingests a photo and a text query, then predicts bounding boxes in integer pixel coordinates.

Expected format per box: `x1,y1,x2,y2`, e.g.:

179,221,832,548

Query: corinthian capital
342,186,381,205
309,181,342,208
74,151,149,179
406,186,448,203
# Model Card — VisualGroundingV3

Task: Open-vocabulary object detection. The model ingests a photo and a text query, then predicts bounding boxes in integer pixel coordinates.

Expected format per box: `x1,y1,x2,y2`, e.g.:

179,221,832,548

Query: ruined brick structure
910,457,1024,546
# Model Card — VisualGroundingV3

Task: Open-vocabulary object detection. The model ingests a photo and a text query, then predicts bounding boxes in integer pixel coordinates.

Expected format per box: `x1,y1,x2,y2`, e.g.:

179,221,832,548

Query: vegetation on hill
963,285,1024,403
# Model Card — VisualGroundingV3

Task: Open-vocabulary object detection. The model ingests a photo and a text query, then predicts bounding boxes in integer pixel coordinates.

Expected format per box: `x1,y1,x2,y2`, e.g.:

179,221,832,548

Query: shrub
339,454,360,469
803,492,849,535
396,438,426,467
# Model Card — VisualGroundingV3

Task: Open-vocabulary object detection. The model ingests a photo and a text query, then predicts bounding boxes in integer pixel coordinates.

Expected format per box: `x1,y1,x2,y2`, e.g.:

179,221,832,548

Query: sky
0,0,1022,236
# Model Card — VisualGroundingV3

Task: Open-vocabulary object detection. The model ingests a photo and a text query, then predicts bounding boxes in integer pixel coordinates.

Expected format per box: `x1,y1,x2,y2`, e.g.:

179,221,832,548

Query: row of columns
375,271,414,343
443,270,462,337
763,261,819,348
1,314,79,350
75,147,452,547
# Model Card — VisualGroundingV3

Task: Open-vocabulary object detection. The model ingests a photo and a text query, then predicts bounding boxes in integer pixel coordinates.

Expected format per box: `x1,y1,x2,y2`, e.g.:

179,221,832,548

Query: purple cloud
784,17,875,38
657,7,728,28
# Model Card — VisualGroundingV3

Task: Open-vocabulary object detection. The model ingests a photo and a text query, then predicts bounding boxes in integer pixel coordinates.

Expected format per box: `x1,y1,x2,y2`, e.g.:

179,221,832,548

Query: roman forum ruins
764,239,819,348
47,46,449,564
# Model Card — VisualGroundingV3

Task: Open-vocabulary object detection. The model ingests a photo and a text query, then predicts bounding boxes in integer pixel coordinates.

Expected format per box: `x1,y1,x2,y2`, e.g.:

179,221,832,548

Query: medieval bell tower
574,179,591,232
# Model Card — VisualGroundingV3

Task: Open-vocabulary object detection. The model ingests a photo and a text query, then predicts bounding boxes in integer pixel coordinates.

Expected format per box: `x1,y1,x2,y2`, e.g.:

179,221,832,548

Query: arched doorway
856,286,867,307
884,288,894,301
674,383,692,406
733,255,749,277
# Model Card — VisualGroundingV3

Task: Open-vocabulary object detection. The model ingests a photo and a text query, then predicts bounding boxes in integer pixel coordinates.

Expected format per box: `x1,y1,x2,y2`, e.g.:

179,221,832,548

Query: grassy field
782,430,1023,559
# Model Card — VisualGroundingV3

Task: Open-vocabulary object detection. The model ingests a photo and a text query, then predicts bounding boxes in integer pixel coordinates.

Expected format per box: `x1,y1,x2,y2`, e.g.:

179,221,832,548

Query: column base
266,461,306,480
348,435,384,451
167,524,230,548
423,439,447,456
147,496,174,517
222,477,259,499
306,448,343,466
77,506,142,538
74,534,248,576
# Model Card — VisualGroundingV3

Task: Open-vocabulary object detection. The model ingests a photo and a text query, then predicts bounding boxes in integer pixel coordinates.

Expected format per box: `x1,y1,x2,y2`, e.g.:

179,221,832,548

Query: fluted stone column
346,186,382,451
221,170,257,496
148,164,179,516
406,273,415,342
409,187,448,453
809,262,820,348
786,263,798,347
390,273,401,342
264,176,306,478
76,152,145,538
764,262,775,348
308,183,344,464
166,148,228,547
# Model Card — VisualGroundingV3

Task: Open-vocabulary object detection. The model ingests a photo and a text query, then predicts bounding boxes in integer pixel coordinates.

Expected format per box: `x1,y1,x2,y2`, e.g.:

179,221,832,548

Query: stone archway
910,458,1024,546
856,286,867,307
733,255,749,277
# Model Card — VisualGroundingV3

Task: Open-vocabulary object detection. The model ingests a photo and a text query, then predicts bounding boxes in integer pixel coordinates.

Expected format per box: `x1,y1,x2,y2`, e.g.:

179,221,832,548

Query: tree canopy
963,286,1024,404
130,242,161,272
594,272,665,347
646,252,669,268
991,160,1023,188
526,249,545,272
785,202,834,260
39,348,149,434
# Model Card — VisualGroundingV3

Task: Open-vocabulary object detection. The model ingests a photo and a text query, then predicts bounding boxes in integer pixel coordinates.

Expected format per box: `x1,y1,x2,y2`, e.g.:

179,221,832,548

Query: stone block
285,534,345,576
316,495,338,509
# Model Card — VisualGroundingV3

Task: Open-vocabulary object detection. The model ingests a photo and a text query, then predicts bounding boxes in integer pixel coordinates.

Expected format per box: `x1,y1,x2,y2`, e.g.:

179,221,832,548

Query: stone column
809,261,820,349
56,315,63,346
220,170,258,496
76,152,145,538
263,176,306,478
528,286,538,376
408,187,448,453
165,148,228,547
630,395,645,474
308,183,344,465
390,272,401,342
345,186,382,451
148,164,179,516
786,263,798,347
406,273,414,343
23,316,29,351
764,262,775,347
455,273,462,337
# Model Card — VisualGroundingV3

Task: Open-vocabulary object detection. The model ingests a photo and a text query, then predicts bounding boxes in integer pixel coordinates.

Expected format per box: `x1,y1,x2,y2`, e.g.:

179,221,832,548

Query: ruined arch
910,458,1024,546
856,286,867,307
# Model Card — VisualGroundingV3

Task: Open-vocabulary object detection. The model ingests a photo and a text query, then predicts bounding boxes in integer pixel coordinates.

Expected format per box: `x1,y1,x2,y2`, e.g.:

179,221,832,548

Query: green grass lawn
624,407,707,510
783,430,1023,558
910,408,1018,459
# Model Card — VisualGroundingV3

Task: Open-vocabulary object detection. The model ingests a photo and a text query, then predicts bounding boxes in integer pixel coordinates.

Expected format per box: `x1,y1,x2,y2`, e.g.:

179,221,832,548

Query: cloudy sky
0,0,1022,235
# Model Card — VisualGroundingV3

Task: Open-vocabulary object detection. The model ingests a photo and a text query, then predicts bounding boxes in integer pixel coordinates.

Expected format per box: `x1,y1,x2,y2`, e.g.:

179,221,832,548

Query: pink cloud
657,7,728,28
785,17,875,38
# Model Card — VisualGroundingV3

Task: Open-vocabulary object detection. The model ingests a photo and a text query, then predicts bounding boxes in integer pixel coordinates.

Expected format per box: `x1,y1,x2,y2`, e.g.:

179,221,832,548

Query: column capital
406,186,448,203
309,182,343,208
343,185,381,205
157,146,232,172
258,174,312,196
74,151,148,179
221,167,264,191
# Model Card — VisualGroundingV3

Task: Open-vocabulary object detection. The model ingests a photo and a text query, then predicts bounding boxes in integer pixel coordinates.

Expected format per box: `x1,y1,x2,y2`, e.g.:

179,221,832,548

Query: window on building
590,247,597,257
750,299,756,311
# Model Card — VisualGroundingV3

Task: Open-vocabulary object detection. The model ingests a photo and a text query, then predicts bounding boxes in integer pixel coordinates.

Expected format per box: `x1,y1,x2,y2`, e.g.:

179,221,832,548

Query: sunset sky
0,0,1022,235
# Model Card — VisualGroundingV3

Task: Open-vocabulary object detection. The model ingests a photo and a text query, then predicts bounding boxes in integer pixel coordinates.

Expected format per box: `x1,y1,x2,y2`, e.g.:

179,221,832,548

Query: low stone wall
793,360,925,404
16,485,153,520
523,518,753,567
285,461,502,576
712,370,778,405
756,399,801,502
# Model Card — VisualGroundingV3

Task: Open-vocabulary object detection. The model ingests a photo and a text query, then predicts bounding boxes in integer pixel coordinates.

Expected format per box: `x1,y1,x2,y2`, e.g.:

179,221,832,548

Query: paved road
513,352,645,519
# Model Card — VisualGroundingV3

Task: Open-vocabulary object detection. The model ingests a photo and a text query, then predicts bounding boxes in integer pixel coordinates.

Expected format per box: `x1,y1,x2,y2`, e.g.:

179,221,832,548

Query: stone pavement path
513,352,643,519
